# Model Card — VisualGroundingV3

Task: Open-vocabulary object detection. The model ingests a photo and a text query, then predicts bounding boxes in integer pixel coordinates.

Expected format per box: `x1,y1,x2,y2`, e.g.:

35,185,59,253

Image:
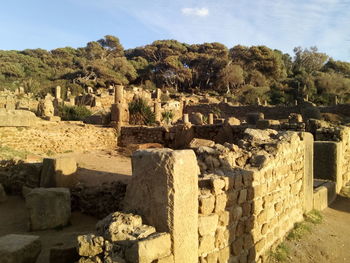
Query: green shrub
58,105,92,121
161,111,174,124
129,98,155,125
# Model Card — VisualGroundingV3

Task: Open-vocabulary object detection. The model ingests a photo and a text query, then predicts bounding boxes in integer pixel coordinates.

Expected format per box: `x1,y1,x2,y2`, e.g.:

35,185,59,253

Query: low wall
196,132,310,262
185,103,350,121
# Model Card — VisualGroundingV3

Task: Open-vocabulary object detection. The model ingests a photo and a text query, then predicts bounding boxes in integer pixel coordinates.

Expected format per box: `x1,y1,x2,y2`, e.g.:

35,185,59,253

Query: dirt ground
282,194,350,263
0,196,98,263
55,150,132,186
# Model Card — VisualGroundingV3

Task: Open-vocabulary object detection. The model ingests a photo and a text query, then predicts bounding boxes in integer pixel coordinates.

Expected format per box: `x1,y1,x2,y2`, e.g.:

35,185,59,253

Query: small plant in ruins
58,105,92,121
211,106,222,118
161,110,174,125
128,98,155,125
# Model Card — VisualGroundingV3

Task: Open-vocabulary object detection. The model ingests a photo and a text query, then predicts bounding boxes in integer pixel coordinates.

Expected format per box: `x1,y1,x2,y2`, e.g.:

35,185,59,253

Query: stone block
199,194,215,215
0,109,39,127
198,214,219,236
124,149,200,263
77,234,104,257
256,119,280,129
0,234,41,263
25,188,71,230
314,141,342,193
189,138,215,148
199,235,215,255
215,193,227,212
40,157,77,188
125,233,171,263
96,212,146,241
313,181,336,211
157,254,174,263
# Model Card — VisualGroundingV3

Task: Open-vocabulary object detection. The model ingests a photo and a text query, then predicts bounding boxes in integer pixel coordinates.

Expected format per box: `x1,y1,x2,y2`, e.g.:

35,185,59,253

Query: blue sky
0,0,349,61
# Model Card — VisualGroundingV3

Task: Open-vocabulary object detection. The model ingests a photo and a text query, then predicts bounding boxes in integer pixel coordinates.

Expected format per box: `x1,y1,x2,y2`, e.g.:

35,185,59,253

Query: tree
218,63,244,93
293,46,328,74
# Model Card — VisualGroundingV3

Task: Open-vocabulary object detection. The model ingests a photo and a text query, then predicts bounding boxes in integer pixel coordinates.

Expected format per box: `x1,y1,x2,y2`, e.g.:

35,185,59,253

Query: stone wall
119,124,245,148
195,132,309,262
186,103,350,121
0,122,117,157
312,125,350,189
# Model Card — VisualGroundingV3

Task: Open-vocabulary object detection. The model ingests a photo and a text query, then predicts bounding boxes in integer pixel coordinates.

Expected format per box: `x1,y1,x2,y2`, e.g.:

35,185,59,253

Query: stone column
183,113,189,124
111,85,128,128
294,100,298,106
124,149,199,263
208,113,214,125
256,97,261,106
301,132,314,213
55,86,61,99
154,102,161,122
223,98,228,103
115,85,124,104
333,96,338,106
156,88,162,101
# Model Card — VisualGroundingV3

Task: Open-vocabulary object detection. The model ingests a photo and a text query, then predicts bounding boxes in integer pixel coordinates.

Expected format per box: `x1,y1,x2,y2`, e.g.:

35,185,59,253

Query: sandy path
283,195,350,263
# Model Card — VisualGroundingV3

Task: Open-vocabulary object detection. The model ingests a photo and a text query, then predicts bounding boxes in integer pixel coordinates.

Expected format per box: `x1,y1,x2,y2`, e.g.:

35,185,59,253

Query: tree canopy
0,35,349,104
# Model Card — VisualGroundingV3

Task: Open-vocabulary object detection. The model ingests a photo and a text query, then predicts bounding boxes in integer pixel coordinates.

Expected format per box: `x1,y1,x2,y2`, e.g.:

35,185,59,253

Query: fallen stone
0,234,41,263
96,212,143,242
225,117,241,126
125,233,171,263
25,188,71,230
188,138,215,148
77,234,104,257
0,109,39,127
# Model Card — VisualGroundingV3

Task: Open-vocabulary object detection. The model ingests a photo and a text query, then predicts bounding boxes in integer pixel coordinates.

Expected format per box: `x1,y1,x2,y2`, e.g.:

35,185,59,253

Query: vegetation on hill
1,35,349,105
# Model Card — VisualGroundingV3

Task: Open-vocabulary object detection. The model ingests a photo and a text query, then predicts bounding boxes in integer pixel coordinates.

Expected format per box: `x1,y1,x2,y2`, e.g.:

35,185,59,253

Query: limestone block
0,183,7,203
78,256,102,263
125,233,171,263
77,234,104,257
215,193,227,213
157,254,174,263
313,182,336,211
225,117,241,126
199,194,215,215
190,112,203,125
210,177,226,194
0,234,41,263
218,246,230,263
198,214,219,236
206,251,219,263
238,189,247,204
0,109,39,127
40,157,77,188
124,149,200,263
189,138,215,148
198,235,215,255
95,212,144,241
231,237,243,256
25,188,71,230
256,119,280,129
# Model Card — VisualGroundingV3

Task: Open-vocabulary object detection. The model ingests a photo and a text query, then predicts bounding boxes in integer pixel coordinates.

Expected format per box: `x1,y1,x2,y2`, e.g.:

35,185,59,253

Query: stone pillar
300,132,314,213
305,94,309,101
264,100,268,106
294,100,298,106
208,113,214,125
183,113,189,124
314,141,342,193
256,97,261,106
156,88,162,101
124,149,199,263
223,98,228,103
333,96,338,106
154,102,161,122
114,85,124,104
182,99,188,114
55,86,61,99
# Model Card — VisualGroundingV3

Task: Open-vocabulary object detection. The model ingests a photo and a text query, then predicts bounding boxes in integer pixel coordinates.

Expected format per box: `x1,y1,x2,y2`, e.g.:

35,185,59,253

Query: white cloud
181,7,209,17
